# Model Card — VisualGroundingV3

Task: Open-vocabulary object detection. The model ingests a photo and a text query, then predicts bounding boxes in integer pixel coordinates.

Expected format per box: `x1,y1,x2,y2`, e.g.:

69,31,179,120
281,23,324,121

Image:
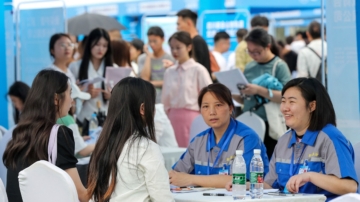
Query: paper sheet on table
105,67,132,89
214,69,249,95
79,76,105,91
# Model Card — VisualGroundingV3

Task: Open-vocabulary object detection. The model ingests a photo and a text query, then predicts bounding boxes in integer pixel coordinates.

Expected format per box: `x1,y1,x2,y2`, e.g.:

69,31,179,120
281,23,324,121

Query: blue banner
5,7,15,127
199,11,250,52
18,8,65,86
326,0,359,143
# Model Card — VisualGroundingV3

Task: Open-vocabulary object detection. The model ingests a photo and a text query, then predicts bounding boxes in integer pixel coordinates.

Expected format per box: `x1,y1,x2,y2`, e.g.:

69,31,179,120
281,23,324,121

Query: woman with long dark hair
69,28,114,122
3,70,87,202
87,77,173,202
8,81,30,124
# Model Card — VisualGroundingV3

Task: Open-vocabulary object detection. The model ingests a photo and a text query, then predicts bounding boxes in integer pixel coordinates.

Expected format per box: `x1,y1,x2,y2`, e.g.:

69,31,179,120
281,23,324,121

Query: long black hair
282,77,336,131
78,28,113,101
8,81,30,124
87,77,156,202
4,70,69,169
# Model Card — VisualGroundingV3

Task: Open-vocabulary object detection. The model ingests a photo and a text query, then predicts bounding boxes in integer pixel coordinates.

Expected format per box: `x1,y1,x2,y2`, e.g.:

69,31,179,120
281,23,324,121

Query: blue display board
5,6,15,127
18,7,65,86
326,0,359,143
199,10,250,52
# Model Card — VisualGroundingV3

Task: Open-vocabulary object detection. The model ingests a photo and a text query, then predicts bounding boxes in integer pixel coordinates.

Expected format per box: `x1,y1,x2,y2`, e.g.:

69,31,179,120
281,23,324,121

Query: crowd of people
0,8,356,202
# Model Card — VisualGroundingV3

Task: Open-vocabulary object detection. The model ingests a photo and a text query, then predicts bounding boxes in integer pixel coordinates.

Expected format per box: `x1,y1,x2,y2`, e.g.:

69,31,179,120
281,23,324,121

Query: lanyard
207,122,236,175
289,144,307,176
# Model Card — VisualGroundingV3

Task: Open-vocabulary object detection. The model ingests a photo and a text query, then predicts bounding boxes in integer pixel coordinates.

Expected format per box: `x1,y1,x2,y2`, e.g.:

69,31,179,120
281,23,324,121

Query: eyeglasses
246,48,264,57
59,43,75,49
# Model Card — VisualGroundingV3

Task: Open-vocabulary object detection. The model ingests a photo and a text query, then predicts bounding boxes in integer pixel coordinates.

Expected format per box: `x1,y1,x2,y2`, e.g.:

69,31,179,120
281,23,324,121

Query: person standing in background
233,28,291,158
176,9,220,79
162,31,212,147
8,82,30,124
212,31,231,72
227,28,248,70
111,40,137,76
235,15,269,72
129,38,144,73
297,21,327,79
69,28,114,123
138,26,175,103
49,33,76,84
277,40,298,75
290,31,306,54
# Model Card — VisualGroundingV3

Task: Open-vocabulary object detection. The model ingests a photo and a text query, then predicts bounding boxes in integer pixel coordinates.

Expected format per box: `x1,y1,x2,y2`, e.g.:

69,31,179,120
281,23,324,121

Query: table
173,189,326,202
160,147,187,171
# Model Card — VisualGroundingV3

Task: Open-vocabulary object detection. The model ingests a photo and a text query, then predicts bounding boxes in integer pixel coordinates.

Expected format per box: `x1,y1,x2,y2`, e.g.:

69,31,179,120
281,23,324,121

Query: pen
203,193,230,196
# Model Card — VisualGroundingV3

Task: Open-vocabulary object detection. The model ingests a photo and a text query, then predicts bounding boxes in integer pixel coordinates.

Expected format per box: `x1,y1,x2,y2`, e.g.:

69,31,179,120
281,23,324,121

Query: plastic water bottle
232,150,247,200
89,112,99,137
250,149,264,199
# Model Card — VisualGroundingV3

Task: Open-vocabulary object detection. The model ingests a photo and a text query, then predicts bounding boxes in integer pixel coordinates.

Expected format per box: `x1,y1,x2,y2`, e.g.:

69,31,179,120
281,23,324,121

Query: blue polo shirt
173,118,269,180
264,124,358,201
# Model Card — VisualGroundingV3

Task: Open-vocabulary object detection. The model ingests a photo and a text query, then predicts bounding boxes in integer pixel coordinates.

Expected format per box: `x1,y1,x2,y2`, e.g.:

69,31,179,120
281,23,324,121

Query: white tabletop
172,189,326,202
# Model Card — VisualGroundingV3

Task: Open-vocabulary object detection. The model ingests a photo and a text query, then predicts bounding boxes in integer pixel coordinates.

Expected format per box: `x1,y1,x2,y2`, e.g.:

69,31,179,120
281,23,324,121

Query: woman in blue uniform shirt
170,83,269,188
227,78,358,200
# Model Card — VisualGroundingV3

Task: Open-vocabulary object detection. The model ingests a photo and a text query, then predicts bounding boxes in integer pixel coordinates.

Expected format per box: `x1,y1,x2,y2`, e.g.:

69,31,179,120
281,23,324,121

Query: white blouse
110,137,174,202
69,60,107,122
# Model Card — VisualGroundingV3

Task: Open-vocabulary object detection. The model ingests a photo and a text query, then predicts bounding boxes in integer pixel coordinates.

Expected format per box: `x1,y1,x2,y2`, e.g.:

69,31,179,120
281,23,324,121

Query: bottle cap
254,149,261,154
236,150,243,155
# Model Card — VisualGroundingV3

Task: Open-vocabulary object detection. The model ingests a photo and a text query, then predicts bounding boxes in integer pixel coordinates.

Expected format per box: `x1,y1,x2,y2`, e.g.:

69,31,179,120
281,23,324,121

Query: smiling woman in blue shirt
263,78,358,201
170,83,269,188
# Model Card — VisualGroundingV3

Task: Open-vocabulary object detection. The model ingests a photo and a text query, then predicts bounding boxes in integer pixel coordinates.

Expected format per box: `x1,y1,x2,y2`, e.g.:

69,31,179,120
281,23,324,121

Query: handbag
263,59,287,140
48,124,60,165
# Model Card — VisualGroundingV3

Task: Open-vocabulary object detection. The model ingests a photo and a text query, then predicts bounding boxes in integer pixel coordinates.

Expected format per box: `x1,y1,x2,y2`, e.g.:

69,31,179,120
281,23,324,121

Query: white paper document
214,69,249,95
105,67,132,89
79,76,105,91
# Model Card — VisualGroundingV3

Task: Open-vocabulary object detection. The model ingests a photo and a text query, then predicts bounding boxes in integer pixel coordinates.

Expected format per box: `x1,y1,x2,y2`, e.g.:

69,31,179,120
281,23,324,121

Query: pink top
162,58,212,113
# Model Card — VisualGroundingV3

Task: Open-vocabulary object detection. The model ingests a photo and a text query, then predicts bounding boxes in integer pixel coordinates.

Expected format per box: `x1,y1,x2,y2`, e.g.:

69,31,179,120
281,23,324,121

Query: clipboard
214,69,249,95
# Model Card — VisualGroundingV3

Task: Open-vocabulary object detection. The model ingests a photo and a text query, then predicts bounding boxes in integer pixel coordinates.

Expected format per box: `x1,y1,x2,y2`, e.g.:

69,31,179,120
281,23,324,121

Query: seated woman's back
112,137,171,201
87,77,174,202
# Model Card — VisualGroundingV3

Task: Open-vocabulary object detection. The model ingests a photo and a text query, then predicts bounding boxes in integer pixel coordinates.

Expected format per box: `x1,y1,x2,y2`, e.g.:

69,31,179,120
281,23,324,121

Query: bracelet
268,88,273,98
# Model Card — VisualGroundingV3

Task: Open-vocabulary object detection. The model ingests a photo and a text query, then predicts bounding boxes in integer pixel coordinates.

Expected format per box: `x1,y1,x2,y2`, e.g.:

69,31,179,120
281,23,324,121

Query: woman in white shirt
49,33,76,83
69,28,113,122
87,77,174,202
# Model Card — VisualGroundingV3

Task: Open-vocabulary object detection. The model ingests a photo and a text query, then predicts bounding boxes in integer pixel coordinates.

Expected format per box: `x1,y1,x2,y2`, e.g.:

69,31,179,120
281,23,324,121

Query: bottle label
250,172,263,183
232,173,246,185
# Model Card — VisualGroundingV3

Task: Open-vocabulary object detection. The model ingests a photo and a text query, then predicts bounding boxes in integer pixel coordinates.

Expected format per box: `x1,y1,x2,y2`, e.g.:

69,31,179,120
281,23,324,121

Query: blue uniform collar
207,118,237,152
288,128,319,148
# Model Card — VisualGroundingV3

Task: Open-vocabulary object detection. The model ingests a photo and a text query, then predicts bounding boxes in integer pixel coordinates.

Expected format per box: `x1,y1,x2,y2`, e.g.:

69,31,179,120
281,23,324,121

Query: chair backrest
0,126,15,187
331,193,360,202
354,142,360,193
19,160,78,202
189,115,209,143
236,111,266,141
0,178,8,202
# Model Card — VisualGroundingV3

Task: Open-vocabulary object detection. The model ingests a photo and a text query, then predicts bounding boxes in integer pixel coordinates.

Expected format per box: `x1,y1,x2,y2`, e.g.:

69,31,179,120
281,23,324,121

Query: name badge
298,165,309,174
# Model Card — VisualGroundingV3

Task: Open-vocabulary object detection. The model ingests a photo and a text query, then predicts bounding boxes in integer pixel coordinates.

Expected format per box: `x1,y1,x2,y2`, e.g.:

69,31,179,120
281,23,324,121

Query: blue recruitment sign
0,2,10,127
4,4,15,127
199,10,250,51
326,0,359,143
18,7,65,86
